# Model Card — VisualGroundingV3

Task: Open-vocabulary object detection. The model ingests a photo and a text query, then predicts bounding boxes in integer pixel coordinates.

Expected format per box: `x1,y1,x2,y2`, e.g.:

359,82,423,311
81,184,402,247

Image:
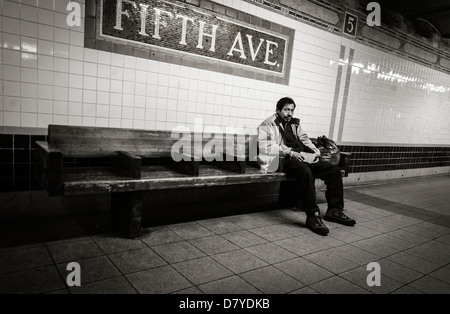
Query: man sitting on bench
258,97,356,236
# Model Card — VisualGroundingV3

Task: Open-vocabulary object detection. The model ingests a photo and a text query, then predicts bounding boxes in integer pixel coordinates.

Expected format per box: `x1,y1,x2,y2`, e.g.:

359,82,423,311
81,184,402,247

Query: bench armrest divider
114,151,142,179
169,152,201,176
35,141,64,196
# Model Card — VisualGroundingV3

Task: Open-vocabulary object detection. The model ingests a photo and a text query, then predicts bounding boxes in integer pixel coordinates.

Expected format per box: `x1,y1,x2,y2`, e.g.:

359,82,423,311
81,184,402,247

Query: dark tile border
339,145,450,173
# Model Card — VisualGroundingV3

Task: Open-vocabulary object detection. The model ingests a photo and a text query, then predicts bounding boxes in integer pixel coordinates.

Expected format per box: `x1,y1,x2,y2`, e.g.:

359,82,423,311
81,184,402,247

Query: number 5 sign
344,12,358,37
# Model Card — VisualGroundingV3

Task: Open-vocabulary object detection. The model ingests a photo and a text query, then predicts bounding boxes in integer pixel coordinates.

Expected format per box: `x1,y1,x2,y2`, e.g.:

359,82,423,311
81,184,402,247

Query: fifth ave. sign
99,0,289,75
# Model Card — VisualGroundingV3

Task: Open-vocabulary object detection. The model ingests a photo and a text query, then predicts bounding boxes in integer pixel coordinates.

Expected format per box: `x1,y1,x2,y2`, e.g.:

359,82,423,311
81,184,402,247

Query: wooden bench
35,124,351,238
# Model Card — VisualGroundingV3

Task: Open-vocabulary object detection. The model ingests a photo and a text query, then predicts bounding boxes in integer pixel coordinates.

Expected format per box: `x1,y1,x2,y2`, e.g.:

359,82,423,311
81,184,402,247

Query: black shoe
305,213,329,236
324,209,356,226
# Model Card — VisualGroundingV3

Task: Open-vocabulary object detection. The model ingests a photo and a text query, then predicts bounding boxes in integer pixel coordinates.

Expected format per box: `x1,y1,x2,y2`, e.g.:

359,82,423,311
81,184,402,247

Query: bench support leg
110,191,143,238
278,181,301,209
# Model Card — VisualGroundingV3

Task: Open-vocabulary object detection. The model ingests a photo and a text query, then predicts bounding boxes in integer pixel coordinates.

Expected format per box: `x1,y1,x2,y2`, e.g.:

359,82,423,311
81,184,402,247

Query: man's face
277,103,295,122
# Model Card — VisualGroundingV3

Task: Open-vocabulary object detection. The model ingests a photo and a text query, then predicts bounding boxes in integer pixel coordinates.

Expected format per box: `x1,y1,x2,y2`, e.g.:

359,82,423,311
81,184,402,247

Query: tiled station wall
1,0,450,194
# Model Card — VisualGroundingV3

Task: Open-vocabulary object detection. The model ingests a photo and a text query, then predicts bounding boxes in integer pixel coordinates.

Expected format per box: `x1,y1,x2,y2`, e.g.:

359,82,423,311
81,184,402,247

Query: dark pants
282,158,344,216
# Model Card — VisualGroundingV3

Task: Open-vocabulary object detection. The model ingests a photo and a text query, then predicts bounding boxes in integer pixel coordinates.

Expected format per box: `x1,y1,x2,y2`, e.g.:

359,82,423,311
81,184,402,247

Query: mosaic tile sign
89,0,293,81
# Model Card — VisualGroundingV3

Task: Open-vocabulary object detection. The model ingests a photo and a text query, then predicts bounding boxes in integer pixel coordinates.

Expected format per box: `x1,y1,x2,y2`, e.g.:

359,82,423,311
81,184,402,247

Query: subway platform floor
1,175,450,295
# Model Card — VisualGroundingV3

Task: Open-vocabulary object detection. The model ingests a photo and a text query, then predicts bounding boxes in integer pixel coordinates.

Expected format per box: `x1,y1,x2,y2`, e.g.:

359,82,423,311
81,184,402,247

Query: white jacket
258,114,320,158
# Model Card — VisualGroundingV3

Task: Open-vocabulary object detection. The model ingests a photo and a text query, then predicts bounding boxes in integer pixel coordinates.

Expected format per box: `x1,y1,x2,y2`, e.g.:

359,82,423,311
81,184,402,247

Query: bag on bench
313,136,341,166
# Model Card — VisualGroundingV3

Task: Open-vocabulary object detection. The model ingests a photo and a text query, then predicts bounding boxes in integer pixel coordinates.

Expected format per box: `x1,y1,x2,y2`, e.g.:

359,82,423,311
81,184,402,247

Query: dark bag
312,135,341,166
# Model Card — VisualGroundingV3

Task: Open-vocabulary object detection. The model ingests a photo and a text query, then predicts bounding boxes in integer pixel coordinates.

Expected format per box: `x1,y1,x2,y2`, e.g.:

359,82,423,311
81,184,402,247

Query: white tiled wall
343,43,450,145
1,0,449,146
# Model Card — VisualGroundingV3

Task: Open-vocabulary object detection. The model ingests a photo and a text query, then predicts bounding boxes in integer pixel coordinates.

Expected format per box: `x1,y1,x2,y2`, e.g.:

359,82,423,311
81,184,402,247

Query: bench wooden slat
49,125,177,157
62,166,288,195
62,165,271,181
47,125,255,158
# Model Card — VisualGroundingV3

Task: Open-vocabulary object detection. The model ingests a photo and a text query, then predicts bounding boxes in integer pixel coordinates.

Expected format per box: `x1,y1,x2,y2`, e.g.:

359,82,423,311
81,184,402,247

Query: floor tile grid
0,175,449,294
1,211,448,294
0,211,361,294
146,216,312,294
330,189,450,294
135,204,449,294
0,213,442,294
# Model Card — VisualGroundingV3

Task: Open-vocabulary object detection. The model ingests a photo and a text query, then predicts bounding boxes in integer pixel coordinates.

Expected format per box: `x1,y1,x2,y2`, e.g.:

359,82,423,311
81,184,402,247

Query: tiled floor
1,175,450,294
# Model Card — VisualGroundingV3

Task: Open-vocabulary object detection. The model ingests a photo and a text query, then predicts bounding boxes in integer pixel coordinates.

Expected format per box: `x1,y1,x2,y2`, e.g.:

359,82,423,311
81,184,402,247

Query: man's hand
292,152,319,164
